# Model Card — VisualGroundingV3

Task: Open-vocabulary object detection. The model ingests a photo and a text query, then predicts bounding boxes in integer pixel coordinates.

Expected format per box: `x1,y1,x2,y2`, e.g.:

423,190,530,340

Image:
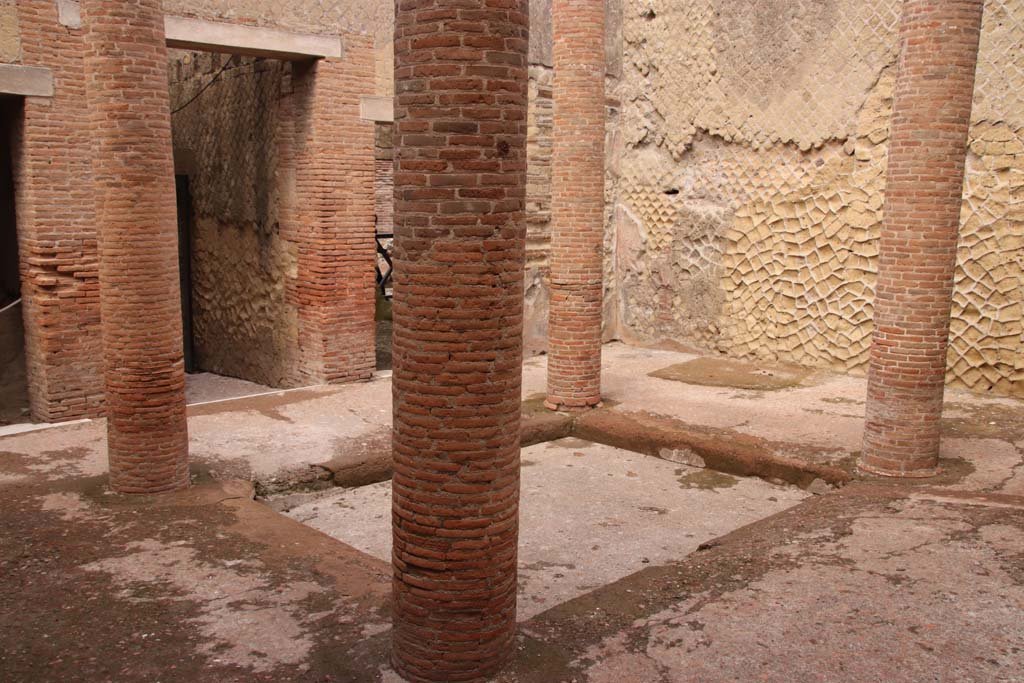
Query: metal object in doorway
375,232,393,299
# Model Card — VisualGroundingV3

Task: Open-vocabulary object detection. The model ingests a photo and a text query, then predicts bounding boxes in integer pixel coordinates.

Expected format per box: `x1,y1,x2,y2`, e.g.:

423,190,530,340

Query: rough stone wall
613,0,1024,397
169,53,298,387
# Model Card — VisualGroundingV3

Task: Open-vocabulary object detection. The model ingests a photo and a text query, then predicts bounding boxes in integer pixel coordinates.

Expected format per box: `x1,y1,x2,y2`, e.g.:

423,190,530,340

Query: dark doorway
175,174,195,373
0,99,30,425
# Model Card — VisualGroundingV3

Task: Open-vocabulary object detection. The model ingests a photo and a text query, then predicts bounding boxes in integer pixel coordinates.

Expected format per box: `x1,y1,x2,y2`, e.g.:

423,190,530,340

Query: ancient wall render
0,0,18,63
612,0,1024,397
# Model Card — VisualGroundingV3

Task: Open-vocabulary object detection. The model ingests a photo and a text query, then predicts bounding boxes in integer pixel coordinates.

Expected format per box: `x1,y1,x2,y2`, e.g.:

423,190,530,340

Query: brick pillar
391,1,528,680
282,41,377,385
81,0,189,493
861,0,985,478
545,0,606,411
13,1,104,422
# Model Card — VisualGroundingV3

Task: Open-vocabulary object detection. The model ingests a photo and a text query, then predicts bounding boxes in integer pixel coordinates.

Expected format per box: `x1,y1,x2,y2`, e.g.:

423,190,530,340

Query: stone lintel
164,16,343,61
0,64,54,98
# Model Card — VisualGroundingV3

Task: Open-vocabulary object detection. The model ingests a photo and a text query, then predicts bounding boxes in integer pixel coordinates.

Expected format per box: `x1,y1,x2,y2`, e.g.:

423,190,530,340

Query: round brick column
545,0,606,411
81,0,190,493
861,0,985,478
391,1,528,681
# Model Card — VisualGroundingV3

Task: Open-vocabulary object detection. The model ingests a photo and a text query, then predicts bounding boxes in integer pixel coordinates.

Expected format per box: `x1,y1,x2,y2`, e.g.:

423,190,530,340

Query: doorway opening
0,99,30,425
374,121,394,371
169,51,285,404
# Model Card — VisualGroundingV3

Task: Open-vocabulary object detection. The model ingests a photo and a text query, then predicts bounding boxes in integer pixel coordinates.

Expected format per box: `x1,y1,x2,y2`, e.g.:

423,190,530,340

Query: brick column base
390,1,529,680
81,0,189,493
545,0,606,412
861,0,985,478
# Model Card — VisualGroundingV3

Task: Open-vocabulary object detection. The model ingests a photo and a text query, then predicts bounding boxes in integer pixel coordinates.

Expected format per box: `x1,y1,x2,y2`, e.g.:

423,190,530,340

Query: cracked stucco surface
612,0,1024,397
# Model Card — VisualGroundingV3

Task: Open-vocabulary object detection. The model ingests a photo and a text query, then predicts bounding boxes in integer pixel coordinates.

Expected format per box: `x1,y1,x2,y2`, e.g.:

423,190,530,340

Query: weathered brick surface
11,0,104,422
546,0,606,411
280,40,377,385
391,0,528,679
80,0,189,493
861,0,985,477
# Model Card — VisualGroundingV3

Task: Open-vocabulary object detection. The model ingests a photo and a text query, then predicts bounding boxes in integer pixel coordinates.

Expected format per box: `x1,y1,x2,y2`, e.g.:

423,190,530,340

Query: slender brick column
545,0,606,411
81,0,189,493
861,0,984,478
391,1,528,680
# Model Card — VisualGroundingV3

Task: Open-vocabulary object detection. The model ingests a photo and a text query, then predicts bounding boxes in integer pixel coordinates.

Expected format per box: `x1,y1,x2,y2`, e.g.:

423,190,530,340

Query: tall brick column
545,0,606,411
861,0,985,478
391,1,528,680
81,0,189,493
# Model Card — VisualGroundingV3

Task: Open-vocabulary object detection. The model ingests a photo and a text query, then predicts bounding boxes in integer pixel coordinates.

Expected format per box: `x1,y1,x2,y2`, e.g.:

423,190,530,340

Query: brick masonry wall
80,0,189,492
861,0,985,477
170,41,378,388
390,0,529,679
11,0,104,422
546,0,606,410
282,41,377,385
162,0,396,99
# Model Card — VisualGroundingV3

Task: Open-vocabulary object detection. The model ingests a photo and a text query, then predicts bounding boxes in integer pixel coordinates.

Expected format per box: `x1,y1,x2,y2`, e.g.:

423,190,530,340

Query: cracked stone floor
1,342,1023,681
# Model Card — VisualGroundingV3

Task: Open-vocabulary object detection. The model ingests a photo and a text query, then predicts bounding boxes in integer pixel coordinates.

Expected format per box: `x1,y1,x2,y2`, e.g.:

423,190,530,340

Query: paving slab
284,438,809,621
2,366,1024,681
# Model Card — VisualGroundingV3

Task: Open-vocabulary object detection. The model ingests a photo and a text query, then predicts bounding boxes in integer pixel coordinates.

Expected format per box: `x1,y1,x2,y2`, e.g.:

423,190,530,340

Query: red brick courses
11,1,104,422
862,0,985,477
545,0,605,411
281,41,378,385
80,0,189,493
390,0,529,679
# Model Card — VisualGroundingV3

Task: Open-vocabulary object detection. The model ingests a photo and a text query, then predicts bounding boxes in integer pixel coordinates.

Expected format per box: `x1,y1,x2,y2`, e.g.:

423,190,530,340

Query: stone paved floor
285,438,809,621
4,343,1021,493
1,342,1023,681
184,372,276,405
